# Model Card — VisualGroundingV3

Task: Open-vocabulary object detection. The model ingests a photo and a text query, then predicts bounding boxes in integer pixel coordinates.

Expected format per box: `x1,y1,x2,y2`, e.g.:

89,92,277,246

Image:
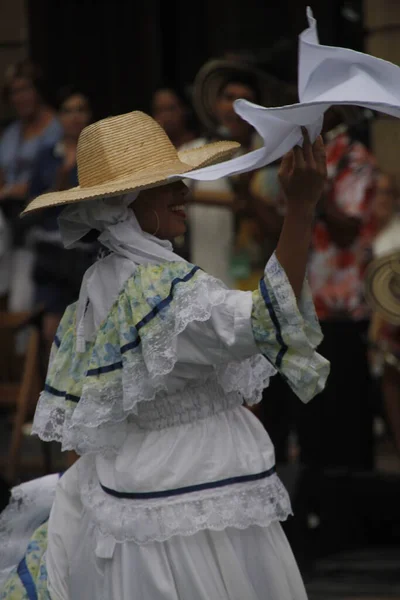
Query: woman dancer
2,111,328,599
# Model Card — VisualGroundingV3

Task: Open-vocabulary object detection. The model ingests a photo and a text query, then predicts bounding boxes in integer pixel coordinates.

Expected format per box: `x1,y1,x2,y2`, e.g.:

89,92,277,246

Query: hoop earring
152,210,160,236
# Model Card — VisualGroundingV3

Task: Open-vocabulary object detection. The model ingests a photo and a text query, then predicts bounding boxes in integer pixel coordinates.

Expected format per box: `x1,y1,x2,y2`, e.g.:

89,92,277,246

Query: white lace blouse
32,252,329,547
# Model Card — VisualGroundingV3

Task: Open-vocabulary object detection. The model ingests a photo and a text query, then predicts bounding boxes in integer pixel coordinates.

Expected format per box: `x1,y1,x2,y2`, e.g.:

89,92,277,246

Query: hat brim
22,140,239,215
365,251,400,325
193,59,297,135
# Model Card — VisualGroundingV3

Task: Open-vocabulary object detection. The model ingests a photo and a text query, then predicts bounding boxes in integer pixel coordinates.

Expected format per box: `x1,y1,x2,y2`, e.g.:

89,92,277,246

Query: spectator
369,174,400,456
0,60,62,312
299,111,378,470
0,60,61,204
183,58,293,286
371,173,400,258
253,111,385,468
27,85,97,358
151,87,197,149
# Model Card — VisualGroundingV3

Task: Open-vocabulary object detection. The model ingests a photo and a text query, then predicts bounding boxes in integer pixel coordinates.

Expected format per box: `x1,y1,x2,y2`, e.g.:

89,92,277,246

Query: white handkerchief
178,6,400,181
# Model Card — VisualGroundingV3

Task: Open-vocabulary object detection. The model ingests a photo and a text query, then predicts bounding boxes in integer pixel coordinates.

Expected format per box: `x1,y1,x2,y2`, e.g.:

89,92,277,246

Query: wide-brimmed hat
192,58,297,136
22,111,239,215
365,251,400,325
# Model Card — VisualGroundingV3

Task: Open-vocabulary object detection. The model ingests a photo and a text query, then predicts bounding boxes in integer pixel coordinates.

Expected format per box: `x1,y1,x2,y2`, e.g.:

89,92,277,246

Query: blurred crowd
1,55,400,478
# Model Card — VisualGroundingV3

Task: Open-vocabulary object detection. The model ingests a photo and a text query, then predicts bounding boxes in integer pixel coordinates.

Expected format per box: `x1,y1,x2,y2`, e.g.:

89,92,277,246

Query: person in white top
151,87,198,151
182,58,293,287
372,173,400,259
369,173,400,456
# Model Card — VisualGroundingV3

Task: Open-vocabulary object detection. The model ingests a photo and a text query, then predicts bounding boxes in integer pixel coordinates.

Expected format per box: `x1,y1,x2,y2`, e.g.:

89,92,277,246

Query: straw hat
365,251,400,325
22,111,239,215
192,58,297,136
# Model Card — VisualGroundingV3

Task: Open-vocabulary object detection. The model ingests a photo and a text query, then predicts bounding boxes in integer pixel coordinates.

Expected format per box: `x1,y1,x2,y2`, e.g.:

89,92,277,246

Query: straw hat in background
365,251,400,326
22,111,239,215
192,58,297,137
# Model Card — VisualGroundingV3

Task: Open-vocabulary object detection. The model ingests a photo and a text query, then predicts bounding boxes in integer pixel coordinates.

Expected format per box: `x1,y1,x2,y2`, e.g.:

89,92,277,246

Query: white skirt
46,470,308,600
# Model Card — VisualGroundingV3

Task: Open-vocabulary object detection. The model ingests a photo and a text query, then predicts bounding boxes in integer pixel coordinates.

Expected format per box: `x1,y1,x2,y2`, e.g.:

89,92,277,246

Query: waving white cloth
58,193,185,351
179,6,400,181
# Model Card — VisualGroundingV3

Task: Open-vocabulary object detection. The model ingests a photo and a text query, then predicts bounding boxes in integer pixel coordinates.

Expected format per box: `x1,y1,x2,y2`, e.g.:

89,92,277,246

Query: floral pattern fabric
0,522,50,600
308,132,377,320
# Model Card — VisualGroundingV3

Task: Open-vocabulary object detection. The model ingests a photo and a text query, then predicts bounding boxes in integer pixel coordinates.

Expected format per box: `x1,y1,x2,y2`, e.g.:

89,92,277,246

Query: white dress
29,253,329,599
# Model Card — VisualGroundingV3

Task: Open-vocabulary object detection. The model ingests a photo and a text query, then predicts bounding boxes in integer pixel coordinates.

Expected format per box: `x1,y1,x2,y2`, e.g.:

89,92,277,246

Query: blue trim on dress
100,466,276,500
259,277,288,368
17,557,38,600
44,383,80,403
86,265,201,377
87,361,123,375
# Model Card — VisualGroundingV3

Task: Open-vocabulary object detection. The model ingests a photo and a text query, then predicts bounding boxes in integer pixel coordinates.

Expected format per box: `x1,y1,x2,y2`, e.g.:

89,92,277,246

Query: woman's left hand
279,127,327,213
275,129,327,298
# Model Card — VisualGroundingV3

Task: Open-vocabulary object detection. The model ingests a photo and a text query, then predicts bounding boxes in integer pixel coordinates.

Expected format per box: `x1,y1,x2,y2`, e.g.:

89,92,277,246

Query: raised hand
278,128,327,212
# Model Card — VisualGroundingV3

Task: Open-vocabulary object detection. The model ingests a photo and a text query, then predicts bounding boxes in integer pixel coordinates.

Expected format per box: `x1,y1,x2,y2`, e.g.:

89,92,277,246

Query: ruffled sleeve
177,253,329,403
251,252,330,402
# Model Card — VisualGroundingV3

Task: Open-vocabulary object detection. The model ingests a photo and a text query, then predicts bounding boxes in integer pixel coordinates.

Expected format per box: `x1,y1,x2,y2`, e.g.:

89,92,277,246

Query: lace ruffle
32,394,126,454
77,456,292,545
32,394,68,445
217,354,275,406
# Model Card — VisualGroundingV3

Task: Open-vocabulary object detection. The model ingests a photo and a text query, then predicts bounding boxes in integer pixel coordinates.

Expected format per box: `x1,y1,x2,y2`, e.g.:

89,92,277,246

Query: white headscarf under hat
58,193,185,351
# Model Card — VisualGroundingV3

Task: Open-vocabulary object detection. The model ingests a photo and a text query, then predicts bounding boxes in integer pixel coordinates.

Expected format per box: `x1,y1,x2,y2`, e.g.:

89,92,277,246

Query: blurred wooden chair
0,309,50,483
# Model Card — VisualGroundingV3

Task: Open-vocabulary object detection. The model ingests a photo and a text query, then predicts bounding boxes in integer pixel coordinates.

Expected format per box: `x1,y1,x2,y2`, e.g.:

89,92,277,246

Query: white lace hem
77,456,292,545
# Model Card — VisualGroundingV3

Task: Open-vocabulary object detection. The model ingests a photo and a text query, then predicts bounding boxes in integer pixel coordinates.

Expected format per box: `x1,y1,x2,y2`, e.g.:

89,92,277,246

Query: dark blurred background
1,1,400,598
2,0,364,119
